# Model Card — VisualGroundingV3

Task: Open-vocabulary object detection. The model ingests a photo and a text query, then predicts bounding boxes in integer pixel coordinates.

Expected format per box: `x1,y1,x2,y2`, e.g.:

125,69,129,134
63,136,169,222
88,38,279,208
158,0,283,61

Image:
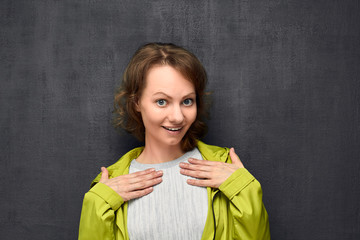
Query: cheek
141,108,164,124
187,107,197,124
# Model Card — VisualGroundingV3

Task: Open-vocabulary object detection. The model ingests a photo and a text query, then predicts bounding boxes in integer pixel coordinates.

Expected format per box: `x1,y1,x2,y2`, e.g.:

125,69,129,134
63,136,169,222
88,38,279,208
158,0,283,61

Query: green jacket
79,141,270,239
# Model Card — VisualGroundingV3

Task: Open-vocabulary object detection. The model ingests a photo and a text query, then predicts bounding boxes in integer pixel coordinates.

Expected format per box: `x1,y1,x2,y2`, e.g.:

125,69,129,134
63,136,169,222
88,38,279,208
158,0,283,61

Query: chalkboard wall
1,0,359,239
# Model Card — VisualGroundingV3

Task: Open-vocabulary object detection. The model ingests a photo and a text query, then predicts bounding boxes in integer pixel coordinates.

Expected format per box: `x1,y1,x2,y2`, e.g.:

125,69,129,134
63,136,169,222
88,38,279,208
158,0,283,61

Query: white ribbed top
127,148,208,240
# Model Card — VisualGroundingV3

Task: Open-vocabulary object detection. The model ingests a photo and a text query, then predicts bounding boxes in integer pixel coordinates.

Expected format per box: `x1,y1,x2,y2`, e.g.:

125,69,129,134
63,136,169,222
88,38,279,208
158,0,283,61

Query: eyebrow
153,92,196,99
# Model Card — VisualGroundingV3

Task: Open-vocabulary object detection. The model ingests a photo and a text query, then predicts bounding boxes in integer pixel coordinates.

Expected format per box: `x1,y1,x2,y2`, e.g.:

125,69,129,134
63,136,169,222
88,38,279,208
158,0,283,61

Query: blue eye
183,98,193,106
156,99,167,106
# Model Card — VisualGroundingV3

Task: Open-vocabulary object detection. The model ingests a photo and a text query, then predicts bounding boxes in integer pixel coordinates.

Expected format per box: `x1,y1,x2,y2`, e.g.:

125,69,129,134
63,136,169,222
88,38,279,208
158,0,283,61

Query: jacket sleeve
218,168,271,240
78,182,124,240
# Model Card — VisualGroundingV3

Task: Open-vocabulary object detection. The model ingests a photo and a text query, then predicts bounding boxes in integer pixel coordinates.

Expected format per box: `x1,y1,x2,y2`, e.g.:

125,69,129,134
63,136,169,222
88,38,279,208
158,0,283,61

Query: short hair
113,43,209,152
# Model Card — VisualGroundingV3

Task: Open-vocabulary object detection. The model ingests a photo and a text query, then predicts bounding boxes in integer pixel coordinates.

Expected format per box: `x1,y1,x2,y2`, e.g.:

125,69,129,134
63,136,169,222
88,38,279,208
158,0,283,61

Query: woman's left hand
179,148,245,188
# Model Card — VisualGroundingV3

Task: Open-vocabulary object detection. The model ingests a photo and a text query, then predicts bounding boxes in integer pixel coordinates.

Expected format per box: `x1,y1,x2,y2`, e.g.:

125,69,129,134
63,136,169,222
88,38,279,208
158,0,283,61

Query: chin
166,139,182,146
163,137,184,148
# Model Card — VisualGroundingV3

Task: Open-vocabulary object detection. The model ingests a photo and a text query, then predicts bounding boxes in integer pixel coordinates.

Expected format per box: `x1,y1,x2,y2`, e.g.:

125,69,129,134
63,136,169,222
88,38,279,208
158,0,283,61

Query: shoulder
90,146,144,187
196,140,230,163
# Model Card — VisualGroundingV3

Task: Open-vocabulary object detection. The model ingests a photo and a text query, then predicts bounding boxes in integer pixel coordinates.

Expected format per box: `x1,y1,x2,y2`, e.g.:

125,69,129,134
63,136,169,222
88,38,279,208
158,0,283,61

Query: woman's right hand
99,167,163,201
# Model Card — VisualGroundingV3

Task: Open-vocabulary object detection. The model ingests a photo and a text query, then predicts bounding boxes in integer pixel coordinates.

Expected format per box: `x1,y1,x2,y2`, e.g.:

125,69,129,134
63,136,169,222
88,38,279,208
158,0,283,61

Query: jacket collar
196,140,230,163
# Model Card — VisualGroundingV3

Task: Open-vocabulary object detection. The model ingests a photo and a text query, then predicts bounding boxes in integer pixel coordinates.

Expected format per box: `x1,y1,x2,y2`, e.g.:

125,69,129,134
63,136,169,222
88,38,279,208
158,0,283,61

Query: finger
229,148,244,168
179,162,212,172
129,168,156,178
188,158,215,166
122,168,156,183
180,168,212,179
125,187,154,201
186,178,215,188
127,170,163,184
128,176,163,191
100,167,109,182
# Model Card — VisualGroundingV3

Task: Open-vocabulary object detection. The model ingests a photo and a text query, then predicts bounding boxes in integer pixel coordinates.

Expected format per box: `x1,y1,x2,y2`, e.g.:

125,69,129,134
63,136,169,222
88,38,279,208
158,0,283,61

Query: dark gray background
1,0,359,239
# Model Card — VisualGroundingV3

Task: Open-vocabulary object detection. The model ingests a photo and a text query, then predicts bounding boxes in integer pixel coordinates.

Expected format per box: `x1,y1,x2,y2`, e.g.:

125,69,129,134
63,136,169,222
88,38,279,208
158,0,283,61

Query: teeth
164,127,182,131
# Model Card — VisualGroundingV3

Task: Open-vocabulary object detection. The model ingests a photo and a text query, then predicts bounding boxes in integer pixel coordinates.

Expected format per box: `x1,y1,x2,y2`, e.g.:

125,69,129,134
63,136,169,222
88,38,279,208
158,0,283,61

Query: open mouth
162,126,183,131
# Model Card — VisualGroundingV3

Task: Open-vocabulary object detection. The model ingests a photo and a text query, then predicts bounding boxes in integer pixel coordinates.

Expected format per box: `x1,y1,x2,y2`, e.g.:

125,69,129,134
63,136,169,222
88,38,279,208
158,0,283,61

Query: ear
134,97,141,112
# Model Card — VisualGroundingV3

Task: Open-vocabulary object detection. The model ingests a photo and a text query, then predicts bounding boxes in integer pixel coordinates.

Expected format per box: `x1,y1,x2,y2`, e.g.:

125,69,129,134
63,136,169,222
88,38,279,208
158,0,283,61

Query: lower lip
163,127,183,135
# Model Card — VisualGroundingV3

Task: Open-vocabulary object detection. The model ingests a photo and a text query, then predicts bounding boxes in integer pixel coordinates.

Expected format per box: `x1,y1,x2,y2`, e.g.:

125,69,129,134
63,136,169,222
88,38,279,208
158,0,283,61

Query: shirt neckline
131,148,199,170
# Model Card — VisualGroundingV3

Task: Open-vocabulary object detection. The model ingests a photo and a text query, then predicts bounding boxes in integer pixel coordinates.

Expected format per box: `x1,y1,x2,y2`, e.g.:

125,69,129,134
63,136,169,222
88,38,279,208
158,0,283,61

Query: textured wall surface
1,0,359,239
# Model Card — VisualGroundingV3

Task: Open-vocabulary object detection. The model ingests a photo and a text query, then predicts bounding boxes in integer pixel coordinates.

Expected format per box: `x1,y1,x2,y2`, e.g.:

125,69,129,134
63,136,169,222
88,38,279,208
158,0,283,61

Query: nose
168,105,184,123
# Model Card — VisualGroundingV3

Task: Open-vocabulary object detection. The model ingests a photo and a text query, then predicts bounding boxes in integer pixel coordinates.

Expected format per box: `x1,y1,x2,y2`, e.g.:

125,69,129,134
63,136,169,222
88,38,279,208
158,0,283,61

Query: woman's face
136,65,197,150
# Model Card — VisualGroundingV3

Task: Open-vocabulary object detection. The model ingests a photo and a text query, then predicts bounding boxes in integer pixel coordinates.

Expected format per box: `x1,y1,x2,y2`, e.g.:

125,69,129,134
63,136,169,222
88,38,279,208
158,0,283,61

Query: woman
79,43,270,239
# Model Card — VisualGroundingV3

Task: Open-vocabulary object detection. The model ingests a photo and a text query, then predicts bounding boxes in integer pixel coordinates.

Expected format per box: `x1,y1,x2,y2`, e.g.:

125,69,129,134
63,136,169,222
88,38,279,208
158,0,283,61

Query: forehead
143,65,195,94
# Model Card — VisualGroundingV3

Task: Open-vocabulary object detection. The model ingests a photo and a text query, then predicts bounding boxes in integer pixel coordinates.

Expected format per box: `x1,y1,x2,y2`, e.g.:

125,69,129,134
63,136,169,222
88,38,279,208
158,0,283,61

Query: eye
156,99,167,107
183,98,194,106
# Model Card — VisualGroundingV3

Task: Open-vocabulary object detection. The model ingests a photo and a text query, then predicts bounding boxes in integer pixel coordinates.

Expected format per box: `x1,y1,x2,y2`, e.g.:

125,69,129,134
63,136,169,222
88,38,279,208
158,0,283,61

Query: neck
136,141,184,164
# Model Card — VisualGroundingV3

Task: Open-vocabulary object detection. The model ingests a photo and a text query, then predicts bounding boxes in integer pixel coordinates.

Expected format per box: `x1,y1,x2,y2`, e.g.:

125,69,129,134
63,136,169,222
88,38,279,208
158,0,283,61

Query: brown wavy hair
113,43,209,152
